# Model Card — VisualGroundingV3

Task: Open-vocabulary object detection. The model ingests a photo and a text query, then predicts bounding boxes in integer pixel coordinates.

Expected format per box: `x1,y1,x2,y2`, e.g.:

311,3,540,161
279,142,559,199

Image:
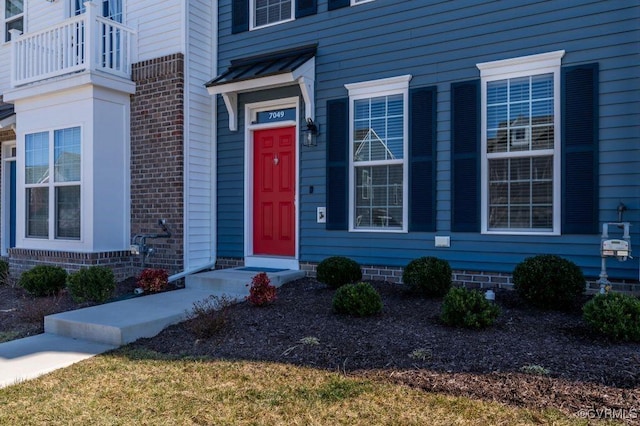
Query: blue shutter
409,87,437,232
451,80,481,232
326,98,349,230
562,63,599,234
328,0,350,11
232,0,249,34
296,0,317,18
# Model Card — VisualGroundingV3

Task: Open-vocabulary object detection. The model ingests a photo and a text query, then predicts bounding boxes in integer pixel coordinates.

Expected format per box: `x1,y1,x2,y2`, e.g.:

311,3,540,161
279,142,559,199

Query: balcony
10,4,135,88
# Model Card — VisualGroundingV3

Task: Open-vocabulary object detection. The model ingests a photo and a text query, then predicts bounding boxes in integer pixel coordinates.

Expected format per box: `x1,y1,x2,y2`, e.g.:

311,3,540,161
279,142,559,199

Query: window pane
54,127,81,182
56,186,81,239
353,95,404,162
26,187,48,238
354,164,403,229
255,0,291,27
488,156,553,230
25,132,50,184
5,0,23,18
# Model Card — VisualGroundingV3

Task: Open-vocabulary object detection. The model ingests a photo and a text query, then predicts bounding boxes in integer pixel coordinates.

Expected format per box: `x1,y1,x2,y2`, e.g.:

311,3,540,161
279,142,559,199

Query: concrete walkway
0,268,305,388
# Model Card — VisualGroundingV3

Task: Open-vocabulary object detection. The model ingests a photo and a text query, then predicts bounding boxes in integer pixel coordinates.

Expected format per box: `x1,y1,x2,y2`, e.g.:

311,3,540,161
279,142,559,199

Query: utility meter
601,239,630,261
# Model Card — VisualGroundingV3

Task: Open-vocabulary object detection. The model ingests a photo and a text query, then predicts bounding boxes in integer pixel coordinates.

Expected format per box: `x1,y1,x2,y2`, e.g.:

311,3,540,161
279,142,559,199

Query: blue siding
217,1,640,280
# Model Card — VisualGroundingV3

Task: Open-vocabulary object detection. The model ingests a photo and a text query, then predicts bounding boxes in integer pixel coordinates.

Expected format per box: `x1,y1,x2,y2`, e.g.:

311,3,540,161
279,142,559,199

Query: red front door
253,126,296,256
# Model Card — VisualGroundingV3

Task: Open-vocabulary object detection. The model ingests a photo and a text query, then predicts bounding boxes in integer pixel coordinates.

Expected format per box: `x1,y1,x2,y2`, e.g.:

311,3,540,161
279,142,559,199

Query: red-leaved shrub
247,272,277,307
137,268,169,293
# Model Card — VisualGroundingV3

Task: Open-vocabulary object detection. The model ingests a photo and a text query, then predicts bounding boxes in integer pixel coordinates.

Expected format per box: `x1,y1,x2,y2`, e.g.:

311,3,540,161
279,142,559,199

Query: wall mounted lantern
302,118,319,147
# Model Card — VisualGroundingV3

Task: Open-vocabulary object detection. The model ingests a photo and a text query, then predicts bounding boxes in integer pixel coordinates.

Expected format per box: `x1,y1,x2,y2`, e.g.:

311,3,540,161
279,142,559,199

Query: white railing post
9,29,22,86
84,0,99,72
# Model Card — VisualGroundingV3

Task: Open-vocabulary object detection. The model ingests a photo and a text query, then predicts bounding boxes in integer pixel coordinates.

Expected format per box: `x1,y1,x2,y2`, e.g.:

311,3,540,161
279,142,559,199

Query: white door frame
243,97,300,270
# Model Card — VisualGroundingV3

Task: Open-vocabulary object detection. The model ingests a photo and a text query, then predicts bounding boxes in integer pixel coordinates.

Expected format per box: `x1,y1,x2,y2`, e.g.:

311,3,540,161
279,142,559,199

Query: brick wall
130,53,185,276
7,248,133,282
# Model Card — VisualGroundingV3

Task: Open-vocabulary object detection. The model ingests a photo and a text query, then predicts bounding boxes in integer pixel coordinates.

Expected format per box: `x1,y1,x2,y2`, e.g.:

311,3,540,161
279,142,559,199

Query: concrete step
186,268,306,294
44,288,244,346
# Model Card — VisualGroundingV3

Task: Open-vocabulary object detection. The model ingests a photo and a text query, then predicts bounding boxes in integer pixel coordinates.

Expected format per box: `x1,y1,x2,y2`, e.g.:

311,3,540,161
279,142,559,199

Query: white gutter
168,261,216,283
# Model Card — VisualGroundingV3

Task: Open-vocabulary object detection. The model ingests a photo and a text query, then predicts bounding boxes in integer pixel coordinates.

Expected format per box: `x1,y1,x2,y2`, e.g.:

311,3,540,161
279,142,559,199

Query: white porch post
85,1,99,72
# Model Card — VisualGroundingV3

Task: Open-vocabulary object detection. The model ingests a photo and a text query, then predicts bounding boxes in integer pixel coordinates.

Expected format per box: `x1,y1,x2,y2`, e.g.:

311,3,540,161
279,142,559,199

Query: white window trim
3,0,24,44
249,0,295,31
24,127,83,242
345,75,411,233
477,50,564,236
351,0,375,5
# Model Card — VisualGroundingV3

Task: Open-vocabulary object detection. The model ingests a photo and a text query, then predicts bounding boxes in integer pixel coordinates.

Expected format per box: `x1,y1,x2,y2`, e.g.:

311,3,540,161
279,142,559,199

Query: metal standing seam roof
0,103,15,121
205,44,317,88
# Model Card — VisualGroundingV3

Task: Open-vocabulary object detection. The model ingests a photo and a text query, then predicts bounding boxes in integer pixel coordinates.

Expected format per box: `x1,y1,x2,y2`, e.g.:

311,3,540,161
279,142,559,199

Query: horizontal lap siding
128,0,183,62
217,1,639,279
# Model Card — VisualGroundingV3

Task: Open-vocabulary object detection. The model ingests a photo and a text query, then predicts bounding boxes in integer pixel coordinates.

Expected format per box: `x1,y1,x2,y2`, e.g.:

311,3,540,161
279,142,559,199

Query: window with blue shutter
328,0,350,11
232,1,317,33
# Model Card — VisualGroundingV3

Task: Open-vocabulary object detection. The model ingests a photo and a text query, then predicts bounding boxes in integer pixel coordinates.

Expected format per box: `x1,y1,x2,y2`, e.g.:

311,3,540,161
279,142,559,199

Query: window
478,51,564,235
346,75,410,232
73,0,122,22
251,0,293,29
25,127,81,240
4,0,23,42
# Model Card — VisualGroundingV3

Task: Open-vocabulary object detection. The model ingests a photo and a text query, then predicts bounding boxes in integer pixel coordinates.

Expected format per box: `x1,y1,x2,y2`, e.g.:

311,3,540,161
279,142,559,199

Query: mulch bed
130,278,640,423
2,277,638,422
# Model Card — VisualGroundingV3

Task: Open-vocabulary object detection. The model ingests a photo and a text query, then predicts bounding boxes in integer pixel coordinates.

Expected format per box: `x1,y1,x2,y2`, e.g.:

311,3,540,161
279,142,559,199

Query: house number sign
256,108,295,124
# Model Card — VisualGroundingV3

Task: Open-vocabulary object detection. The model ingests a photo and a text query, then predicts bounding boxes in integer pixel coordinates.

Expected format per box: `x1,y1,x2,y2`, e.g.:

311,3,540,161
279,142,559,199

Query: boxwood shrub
67,266,116,304
440,287,501,329
402,256,452,297
332,282,382,317
19,265,68,297
583,292,640,342
316,256,362,289
512,254,585,310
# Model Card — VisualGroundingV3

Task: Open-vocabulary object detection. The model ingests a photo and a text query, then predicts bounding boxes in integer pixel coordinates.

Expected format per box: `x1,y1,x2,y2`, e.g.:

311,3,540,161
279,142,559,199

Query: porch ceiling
206,44,317,131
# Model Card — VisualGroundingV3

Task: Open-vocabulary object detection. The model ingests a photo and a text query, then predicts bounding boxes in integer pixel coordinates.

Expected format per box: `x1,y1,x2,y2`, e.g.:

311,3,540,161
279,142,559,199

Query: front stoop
186,268,306,294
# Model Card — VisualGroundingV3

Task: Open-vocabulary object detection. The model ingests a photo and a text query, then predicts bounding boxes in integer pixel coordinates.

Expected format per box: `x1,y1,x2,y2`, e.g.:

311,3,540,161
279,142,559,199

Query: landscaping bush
402,256,452,297
67,266,116,304
19,265,68,297
332,282,382,317
247,272,277,307
137,268,169,293
583,292,640,342
512,254,585,310
440,287,501,329
316,256,362,289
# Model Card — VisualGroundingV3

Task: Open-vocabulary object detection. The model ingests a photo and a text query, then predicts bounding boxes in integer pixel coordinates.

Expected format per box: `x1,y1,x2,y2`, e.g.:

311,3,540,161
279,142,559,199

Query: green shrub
19,265,67,297
402,256,452,297
512,254,585,310
440,287,501,329
583,293,640,342
332,282,382,317
67,266,116,304
316,256,362,289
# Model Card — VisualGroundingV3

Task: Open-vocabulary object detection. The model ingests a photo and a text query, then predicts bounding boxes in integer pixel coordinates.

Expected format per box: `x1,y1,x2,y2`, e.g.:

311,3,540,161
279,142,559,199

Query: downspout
168,261,216,283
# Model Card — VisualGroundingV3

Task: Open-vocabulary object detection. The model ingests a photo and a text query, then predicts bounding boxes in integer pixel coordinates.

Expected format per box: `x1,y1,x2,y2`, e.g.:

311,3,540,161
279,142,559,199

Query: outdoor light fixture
302,118,319,147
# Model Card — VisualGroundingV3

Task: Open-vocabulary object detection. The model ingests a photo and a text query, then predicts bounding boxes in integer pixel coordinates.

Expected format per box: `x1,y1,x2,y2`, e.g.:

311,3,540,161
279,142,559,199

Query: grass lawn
0,347,604,425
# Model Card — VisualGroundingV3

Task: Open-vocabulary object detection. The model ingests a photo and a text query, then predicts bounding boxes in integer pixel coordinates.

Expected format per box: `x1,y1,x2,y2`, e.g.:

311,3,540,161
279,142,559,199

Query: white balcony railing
10,3,135,87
